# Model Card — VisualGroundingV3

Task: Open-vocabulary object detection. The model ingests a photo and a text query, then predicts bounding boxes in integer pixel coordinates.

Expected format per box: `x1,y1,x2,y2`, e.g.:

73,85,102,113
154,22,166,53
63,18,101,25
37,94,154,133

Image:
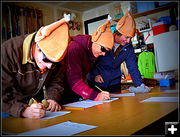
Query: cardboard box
159,78,175,87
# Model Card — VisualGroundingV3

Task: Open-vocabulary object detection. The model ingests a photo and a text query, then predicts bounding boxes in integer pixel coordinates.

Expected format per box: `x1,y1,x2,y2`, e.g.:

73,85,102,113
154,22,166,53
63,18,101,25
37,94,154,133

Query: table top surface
2,84,179,135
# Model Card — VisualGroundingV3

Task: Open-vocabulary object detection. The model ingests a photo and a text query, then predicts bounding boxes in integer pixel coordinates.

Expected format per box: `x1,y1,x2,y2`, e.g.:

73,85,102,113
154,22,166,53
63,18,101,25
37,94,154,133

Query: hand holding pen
21,98,46,119
29,98,61,112
94,85,110,101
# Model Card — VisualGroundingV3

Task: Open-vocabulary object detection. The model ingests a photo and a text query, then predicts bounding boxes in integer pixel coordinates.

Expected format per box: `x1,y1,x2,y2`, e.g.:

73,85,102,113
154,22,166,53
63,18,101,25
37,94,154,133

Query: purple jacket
64,35,99,100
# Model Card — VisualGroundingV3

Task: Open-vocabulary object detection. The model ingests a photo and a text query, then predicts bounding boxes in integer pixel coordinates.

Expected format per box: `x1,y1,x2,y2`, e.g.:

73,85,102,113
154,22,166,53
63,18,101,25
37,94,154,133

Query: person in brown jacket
2,14,71,119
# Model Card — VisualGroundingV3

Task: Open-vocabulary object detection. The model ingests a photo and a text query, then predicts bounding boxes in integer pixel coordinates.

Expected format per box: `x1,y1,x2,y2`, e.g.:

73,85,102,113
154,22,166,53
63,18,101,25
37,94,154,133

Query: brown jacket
2,33,64,117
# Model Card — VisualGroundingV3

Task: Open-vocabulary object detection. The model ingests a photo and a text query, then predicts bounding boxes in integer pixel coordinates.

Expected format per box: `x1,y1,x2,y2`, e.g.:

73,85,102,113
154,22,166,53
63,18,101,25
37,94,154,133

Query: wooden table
2,84,179,135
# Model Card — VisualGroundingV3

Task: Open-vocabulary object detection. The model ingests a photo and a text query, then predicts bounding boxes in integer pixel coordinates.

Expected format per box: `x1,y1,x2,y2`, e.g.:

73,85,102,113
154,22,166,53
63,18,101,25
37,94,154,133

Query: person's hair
114,30,122,36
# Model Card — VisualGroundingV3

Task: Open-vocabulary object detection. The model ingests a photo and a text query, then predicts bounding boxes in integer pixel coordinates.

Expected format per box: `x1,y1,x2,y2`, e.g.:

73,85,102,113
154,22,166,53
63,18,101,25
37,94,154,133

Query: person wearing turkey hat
2,14,71,118
61,15,114,103
88,10,151,93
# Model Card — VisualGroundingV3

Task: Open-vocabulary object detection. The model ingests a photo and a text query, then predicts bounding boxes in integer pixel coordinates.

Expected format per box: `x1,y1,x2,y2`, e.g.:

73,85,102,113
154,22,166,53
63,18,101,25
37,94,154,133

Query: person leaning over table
2,14,71,119
60,15,114,104
87,10,151,93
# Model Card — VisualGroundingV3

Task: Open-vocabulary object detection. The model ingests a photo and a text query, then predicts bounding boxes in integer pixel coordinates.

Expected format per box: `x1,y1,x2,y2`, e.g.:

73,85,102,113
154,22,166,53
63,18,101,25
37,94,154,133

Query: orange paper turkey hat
91,18,114,50
116,10,136,37
35,14,70,62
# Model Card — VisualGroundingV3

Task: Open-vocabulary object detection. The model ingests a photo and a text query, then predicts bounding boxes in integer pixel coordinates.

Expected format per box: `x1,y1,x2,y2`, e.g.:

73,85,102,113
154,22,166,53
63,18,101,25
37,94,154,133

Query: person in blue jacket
88,10,150,93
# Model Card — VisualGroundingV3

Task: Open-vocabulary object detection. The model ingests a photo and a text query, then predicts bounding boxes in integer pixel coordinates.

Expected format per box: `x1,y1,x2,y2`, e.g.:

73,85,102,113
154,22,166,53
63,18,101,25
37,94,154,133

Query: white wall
82,1,131,34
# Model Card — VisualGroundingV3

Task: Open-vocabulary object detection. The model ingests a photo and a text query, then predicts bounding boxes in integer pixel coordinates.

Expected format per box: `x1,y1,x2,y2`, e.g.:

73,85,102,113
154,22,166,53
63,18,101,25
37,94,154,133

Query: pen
95,85,103,92
32,98,38,104
64,107,85,110
95,85,111,100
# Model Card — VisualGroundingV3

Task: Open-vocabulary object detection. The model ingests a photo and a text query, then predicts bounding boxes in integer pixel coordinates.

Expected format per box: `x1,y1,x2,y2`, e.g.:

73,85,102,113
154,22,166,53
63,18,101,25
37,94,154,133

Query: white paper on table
93,97,119,103
18,121,98,136
163,89,178,93
82,100,104,104
105,97,119,102
63,98,119,109
41,111,71,119
85,98,119,103
141,97,179,103
110,93,135,97
63,100,103,108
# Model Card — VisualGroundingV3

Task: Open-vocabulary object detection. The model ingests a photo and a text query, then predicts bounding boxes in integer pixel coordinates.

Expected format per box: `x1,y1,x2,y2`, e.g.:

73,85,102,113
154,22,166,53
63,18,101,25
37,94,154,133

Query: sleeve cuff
89,90,99,100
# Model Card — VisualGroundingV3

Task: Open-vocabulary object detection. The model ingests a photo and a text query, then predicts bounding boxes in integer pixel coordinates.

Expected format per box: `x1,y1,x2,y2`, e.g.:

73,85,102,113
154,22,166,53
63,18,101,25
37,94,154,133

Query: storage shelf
113,2,178,22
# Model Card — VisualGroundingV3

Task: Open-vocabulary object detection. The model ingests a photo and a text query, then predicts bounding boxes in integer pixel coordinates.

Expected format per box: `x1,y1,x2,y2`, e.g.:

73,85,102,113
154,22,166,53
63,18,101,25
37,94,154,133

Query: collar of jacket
22,32,36,64
123,42,131,49
113,42,131,56
88,38,97,62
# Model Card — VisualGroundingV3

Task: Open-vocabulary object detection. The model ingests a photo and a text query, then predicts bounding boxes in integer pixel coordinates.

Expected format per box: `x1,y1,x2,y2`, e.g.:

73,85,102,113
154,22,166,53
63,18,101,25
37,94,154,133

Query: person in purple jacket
88,10,151,93
61,15,114,103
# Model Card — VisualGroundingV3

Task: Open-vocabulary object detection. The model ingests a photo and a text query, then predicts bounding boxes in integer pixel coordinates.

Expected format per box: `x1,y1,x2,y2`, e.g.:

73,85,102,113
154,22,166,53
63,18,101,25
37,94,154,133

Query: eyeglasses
100,45,109,53
36,44,58,64
43,57,53,63
42,52,58,64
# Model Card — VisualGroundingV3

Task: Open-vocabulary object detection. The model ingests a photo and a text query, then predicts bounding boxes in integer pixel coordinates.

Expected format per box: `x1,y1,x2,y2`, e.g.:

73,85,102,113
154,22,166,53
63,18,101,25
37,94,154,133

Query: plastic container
159,78,175,87
157,16,171,25
152,21,168,36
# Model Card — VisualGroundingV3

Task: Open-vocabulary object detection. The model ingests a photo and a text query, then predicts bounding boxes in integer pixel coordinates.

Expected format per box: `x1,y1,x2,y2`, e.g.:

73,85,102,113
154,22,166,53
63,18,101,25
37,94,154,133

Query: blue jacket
88,43,143,88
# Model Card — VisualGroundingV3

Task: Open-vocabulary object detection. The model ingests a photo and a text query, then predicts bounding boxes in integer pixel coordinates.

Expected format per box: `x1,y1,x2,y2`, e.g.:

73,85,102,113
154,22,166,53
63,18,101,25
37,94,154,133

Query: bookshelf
113,2,178,22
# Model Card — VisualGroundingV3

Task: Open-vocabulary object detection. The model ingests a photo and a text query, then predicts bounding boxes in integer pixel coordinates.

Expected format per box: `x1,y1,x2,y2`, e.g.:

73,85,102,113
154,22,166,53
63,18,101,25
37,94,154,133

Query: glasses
100,45,109,53
36,44,58,64
42,52,58,64
43,57,53,63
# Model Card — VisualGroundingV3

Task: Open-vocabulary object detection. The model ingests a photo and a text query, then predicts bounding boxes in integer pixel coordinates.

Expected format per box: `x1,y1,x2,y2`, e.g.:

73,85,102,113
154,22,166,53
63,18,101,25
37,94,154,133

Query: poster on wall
87,19,107,35
84,14,108,35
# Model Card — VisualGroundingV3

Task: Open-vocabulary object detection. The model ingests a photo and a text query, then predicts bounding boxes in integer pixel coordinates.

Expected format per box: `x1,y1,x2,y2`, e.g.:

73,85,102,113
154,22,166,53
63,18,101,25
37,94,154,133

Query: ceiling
42,2,112,12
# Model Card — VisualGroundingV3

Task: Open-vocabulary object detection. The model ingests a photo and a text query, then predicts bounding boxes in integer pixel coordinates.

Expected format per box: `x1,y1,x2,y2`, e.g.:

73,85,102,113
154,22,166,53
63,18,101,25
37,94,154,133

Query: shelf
113,2,178,22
